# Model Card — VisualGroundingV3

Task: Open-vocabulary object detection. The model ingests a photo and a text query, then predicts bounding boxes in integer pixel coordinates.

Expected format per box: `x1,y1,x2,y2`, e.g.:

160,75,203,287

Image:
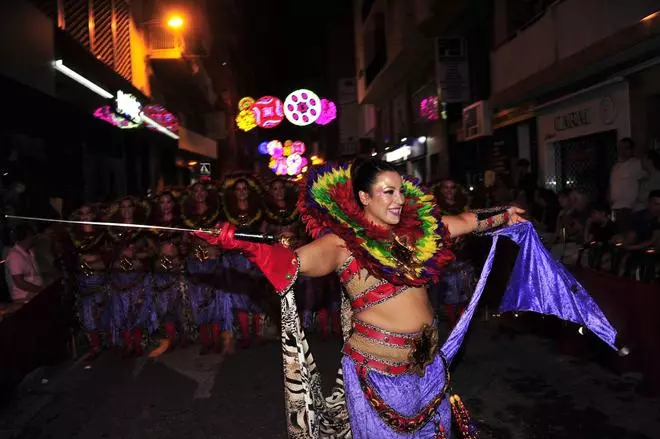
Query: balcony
491,0,660,105
145,22,183,60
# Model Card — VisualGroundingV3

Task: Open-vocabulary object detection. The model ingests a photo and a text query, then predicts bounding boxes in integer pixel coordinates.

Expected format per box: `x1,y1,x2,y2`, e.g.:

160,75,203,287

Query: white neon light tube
142,114,180,140
52,60,114,99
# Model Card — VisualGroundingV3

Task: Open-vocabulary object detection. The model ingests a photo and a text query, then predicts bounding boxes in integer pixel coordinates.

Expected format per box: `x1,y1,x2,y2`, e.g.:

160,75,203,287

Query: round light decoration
315,99,337,125
263,139,308,176
236,109,257,132
258,141,269,155
420,96,439,121
239,97,255,111
94,105,140,129
252,96,284,128
283,89,322,126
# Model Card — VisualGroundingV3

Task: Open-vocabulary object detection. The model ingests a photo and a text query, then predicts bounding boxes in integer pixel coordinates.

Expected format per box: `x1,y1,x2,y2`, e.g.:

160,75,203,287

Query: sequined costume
279,164,620,438
150,205,191,346
70,225,110,353
181,183,232,354
194,162,621,438
220,174,266,347
106,199,156,356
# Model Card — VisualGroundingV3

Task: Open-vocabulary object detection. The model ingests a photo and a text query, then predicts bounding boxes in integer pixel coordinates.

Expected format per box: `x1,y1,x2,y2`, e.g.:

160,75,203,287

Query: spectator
624,190,660,251
634,150,660,212
5,224,42,302
610,138,647,232
554,189,572,242
584,202,617,244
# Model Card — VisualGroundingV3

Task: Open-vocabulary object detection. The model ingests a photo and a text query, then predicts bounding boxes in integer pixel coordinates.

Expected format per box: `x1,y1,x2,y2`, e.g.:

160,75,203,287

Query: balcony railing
145,22,183,60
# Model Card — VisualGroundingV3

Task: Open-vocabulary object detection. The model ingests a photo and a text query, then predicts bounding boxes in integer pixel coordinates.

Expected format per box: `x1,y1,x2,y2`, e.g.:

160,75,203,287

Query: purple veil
441,222,619,364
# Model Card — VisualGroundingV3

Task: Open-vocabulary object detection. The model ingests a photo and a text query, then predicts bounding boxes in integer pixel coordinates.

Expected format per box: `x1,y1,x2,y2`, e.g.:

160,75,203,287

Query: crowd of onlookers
432,137,660,284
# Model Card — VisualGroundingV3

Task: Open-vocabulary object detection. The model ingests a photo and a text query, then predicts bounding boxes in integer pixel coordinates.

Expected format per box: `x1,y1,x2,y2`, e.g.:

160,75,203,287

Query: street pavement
1,318,659,439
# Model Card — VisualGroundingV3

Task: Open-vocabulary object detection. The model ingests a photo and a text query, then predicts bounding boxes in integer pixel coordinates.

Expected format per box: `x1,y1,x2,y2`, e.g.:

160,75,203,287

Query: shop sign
385,146,411,163
115,90,143,124
553,109,590,132
538,82,629,144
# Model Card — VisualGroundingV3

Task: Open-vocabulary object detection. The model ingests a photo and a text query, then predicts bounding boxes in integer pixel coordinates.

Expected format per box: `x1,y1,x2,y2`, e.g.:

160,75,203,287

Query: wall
492,0,659,95
0,0,54,96
629,64,660,151
129,18,152,97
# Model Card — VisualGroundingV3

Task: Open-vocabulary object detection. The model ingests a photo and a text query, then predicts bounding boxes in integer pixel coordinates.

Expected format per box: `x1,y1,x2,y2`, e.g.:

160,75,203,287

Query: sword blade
4,214,202,233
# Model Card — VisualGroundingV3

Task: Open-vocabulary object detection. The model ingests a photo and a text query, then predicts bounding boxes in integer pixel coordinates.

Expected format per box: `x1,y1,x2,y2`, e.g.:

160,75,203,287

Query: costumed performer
182,182,231,355
433,179,475,329
220,174,266,348
195,159,621,438
107,197,156,357
149,191,191,354
69,204,110,359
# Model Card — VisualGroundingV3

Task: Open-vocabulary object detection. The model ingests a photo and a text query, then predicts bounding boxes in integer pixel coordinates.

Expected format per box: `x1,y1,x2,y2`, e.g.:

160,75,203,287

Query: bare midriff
342,261,435,363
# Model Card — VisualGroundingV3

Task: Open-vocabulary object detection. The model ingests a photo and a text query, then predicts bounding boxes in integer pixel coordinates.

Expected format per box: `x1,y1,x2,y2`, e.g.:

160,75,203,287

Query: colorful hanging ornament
142,104,179,133
236,109,257,132
283,89,322,126
252,96,285,128
315,98,337,125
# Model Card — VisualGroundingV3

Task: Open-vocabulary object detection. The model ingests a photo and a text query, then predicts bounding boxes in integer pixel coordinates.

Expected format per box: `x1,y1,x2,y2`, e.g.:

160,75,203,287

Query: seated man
5,224,43,303
617,190,660,281
579,202,617,270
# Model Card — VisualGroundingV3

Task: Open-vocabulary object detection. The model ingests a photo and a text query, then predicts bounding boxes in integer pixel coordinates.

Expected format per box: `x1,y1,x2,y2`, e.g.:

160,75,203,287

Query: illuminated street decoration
115,90,143,124
291,140,305,155
239,97,255,111
262,139,308,176
143,104,179,133
93,105,140,129
252,96,284,128
420,96,439,121
283,89,321,126
315,99,337,125
236,109,257,131
267,140,283,157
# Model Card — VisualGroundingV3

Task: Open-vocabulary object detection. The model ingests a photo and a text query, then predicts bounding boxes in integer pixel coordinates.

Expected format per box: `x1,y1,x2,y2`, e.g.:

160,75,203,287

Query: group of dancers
65,174,341,359
57,157,620,438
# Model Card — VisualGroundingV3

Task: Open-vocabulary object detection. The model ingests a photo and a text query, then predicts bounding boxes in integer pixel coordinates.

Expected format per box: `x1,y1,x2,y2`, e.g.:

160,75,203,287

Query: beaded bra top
337,254,412,314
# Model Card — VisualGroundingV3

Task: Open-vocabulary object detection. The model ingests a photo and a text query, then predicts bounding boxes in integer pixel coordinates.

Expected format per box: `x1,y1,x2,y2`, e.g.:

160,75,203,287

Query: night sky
245,0,353,97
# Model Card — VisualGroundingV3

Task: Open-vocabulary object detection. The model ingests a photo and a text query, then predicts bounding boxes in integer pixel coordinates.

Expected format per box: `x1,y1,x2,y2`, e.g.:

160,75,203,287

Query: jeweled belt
344,319,440,376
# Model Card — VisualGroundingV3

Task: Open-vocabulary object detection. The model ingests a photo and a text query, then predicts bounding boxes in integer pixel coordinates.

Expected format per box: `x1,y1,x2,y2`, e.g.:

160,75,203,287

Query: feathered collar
298,163,454,287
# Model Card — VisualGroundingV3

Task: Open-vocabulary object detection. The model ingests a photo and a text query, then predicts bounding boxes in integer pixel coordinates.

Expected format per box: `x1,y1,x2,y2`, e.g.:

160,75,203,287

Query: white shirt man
5,233,43,301
610,139,647,210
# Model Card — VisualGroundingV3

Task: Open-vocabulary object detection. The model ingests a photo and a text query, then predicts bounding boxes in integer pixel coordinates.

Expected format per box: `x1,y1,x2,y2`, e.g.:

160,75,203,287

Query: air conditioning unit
462,101,492,141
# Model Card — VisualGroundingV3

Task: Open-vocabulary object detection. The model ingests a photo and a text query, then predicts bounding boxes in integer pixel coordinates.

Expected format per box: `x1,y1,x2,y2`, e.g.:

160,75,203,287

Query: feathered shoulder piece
298,163,454,286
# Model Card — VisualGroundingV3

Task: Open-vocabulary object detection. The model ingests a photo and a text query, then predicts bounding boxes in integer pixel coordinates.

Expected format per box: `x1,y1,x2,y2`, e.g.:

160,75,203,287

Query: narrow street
2,319,659,439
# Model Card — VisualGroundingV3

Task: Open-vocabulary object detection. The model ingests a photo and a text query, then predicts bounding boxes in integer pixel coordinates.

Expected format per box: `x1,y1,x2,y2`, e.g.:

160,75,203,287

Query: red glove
194,223,299,295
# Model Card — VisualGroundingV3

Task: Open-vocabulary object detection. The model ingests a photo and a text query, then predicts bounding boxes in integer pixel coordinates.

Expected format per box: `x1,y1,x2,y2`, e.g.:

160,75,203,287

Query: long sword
3,214,278,243
5,214,202,233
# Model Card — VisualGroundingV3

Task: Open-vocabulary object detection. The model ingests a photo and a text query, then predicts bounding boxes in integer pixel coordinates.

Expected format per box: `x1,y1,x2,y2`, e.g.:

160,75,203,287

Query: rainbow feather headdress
298,162,454,286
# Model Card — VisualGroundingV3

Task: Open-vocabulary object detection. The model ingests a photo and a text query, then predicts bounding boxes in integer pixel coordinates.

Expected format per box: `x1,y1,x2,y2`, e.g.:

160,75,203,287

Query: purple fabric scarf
442,222,618,364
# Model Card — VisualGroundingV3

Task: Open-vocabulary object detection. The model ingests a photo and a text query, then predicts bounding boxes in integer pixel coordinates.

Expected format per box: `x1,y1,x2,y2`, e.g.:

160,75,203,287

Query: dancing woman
107,197,155,357
150,191,190,352
220,174,266,348
69,204,110,359
182,182,230,354
196,159,619,438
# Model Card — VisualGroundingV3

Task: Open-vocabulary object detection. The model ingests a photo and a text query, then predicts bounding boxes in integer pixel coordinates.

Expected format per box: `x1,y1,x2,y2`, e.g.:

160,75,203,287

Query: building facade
353,0,491,185
0,0,245,215
489,0,660,199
